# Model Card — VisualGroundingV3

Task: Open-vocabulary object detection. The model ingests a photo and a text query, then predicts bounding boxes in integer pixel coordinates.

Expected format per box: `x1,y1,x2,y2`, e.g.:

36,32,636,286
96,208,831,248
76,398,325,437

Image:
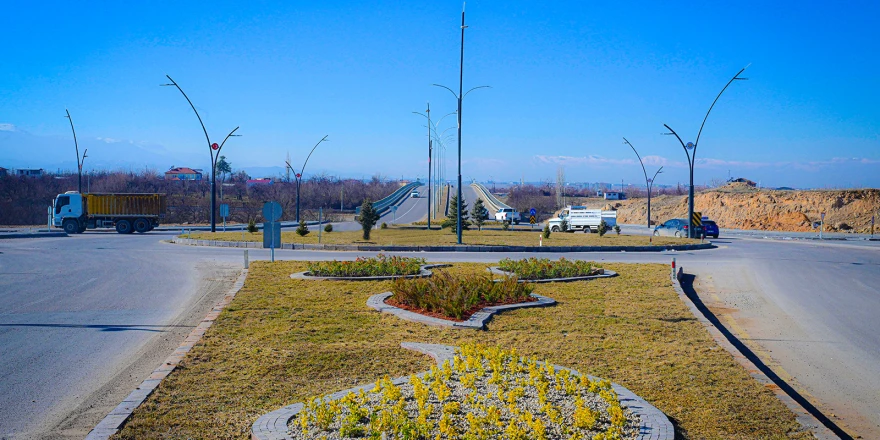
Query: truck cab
53,192,87,233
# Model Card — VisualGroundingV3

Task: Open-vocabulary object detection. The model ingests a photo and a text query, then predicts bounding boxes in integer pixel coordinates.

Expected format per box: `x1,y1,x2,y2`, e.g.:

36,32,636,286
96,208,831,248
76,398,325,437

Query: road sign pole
820,212,825,240
318,207,323,244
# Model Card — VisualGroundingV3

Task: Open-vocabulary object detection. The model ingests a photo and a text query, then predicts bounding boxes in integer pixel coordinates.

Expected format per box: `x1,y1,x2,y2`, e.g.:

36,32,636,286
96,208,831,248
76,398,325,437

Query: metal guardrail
470,183,511,213
356,182,422,217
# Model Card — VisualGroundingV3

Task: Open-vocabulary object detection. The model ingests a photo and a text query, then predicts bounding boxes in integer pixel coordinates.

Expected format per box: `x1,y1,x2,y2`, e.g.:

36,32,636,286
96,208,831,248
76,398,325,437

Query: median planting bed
289,344,640,439
307,255,426,277
180,227,697,248
114,261,810,439
388,272,534,321
498,257,603,280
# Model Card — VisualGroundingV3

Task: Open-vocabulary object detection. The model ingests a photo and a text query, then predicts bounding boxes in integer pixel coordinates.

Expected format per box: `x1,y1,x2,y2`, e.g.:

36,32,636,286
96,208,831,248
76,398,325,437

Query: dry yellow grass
182,227,697,247
115,262,808,439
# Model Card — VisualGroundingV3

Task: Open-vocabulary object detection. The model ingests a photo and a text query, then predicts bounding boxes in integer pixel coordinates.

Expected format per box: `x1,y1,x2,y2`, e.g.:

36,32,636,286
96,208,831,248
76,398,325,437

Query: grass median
180,226,697,247
115,262,808,439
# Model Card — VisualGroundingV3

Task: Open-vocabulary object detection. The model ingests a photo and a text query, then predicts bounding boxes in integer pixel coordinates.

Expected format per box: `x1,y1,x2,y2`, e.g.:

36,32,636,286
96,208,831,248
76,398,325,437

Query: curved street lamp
161,75,240,232
413,107,458,228
286,135,329,223
663,65,749,237
64,109,88,194
623,137,663,228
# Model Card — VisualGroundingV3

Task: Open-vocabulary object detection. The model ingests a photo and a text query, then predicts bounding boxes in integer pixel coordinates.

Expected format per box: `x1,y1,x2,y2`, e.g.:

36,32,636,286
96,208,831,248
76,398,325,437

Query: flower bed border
250,342,674,440
366,292,555,330
290,264,451,281
487,267,619,283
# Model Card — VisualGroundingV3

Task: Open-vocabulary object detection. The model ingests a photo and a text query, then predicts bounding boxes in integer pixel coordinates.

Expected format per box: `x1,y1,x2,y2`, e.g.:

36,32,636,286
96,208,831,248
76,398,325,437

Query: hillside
590,184,880,233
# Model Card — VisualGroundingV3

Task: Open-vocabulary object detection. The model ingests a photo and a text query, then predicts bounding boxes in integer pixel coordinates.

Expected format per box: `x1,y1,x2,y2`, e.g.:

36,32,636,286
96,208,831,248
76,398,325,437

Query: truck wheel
584,227,592,233
551,226,559,232
116,220,133,234
134,218,150,233
63,220,78,234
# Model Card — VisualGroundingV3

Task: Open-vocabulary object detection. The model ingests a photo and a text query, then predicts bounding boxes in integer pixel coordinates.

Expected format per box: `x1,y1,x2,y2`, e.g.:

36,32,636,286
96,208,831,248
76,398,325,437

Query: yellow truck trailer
52,192,167,234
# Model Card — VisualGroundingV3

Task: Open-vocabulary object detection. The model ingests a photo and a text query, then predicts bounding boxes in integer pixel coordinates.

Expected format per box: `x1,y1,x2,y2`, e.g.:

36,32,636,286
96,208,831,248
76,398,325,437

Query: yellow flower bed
293,344,636,439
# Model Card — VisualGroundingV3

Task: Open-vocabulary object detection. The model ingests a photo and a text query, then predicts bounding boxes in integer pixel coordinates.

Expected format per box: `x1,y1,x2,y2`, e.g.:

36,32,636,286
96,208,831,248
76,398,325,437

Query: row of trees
0,170,401,225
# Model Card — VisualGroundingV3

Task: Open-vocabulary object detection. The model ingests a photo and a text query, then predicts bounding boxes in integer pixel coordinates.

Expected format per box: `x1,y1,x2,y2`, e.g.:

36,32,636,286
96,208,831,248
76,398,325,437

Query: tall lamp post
286,135,329,223
413,107,457,228
662,65,749,238
162,75,240,232
623,137,663,228
64,109,88,193
434,3,490,244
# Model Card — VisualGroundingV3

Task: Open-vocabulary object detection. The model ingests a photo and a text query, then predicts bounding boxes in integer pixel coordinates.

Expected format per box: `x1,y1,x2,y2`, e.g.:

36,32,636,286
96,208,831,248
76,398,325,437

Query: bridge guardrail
356,182,422,217
470,183,511,214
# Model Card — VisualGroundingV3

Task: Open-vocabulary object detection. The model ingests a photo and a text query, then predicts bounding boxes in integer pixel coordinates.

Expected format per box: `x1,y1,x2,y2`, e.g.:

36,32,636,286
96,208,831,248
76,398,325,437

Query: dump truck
52,192,167,234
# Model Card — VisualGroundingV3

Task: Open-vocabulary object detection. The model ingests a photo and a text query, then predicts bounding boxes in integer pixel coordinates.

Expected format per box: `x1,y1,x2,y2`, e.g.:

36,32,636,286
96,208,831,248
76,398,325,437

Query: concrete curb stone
487,267,619,283
670,267,838,440
290,264,451,281
366,292,556,330
0,231,68,239
169,236,715,253
84,269,250,440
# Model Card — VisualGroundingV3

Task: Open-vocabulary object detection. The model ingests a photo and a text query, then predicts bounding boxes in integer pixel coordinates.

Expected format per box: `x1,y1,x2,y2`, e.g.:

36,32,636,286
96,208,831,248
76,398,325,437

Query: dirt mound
610,188,880,233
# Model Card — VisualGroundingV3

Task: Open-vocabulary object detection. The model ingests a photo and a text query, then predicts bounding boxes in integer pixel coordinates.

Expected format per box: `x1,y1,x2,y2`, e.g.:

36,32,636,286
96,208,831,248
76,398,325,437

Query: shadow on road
679,273,854,440
0,323,190,332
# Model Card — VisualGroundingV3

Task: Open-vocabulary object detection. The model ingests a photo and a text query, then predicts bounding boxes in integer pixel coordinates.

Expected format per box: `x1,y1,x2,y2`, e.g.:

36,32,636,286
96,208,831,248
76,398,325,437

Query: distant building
164,167,203,181
603,191,626,200
246,178,273,187
0,167,8,177
16,168,44,177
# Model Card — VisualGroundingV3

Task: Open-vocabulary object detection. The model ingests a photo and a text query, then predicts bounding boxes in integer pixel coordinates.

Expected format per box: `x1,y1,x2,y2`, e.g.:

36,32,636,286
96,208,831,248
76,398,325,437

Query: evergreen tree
357,199,381,240
472,198,489,231
295,220,310,236
442,195,470,234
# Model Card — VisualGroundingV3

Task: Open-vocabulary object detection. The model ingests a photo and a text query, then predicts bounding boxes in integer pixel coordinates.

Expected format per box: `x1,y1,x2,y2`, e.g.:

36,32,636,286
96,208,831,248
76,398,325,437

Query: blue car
702,219,719,238
653,218,704,238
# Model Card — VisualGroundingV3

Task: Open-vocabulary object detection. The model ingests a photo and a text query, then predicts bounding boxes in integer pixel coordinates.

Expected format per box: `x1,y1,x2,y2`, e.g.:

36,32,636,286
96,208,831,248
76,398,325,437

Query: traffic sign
529,215,537,224
529,208,537,216
691,211,702,227
391,205,398,212
686,142,694,149
211,142,219,150
262,201,282,222
220,203,230,218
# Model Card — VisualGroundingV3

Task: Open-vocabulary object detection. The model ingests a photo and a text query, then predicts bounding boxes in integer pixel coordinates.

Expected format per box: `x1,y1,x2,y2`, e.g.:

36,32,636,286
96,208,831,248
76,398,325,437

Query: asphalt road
382,185,428,225
1,231,878,437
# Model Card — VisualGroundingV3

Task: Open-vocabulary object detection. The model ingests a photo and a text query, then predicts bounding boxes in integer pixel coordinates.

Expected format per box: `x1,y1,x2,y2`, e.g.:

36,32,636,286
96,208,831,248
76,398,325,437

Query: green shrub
502,221,510,231
391,272,533,320
324,223,333,233
307,254,426,277
295,220,310,236
560,218,569,232
598,220,608,237
498,257,602,280
380,222,388,229
542,224,551,239
613,225,621,235
246,219,258,233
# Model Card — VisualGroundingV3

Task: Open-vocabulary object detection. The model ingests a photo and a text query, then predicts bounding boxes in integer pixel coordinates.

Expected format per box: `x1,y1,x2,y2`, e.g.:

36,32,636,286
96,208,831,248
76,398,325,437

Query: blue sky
1,1,878,188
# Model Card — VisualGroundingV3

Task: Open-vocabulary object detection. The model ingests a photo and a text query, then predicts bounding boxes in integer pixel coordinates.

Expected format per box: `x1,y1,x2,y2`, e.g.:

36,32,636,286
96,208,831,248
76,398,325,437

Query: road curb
84,269,249,440
670,267,841,440
168,236,715,253
0,231,68,239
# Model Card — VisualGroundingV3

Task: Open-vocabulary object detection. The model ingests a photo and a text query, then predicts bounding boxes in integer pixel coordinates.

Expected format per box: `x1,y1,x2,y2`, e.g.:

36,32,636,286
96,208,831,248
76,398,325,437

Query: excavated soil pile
596,185,880,233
